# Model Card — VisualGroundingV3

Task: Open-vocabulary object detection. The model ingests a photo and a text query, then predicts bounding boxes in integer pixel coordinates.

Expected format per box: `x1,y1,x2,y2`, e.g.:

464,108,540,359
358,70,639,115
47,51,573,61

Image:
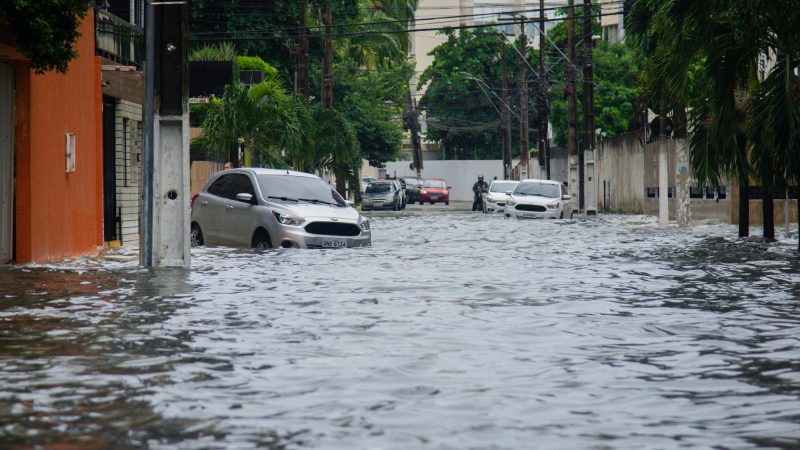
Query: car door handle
226,205,234,210
200,200,208,206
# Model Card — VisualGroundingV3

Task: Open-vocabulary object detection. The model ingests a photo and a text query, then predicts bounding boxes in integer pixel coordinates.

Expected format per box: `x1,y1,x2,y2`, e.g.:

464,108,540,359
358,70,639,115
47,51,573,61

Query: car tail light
190,193,199,207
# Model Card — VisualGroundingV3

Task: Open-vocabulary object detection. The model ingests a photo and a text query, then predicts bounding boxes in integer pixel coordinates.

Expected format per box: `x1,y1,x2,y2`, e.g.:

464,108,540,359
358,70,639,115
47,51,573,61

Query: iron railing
95,10,144,68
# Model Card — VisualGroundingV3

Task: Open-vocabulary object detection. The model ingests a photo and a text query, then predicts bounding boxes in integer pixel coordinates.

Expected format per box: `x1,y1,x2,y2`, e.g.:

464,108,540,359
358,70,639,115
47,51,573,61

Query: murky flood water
2,206,800,449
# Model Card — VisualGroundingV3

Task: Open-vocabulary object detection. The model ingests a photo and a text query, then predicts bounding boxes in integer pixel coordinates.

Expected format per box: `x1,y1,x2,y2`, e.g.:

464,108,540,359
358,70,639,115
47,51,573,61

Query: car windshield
423,180,445,188
490,181,518,193
403,178,422,185
257,174,346,206
365,183,392,194
514,182,559,198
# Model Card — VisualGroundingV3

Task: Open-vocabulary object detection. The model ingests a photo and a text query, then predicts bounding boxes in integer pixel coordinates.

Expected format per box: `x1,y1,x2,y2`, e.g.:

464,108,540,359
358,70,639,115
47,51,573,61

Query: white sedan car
482,179,519,213
505,179,573,219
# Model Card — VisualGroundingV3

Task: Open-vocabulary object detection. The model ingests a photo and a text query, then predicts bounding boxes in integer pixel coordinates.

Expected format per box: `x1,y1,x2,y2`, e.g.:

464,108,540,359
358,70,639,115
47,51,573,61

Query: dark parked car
362,181,404,211
399,176,424,203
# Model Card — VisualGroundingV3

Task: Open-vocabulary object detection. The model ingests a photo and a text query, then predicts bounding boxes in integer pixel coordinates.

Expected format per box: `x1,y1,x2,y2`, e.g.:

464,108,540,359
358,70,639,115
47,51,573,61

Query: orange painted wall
14,12,103,263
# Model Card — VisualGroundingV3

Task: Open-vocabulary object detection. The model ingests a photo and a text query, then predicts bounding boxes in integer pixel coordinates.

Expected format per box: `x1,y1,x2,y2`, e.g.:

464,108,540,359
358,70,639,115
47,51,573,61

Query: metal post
566,0,579,206
539,0,549,179
501,43,511,180
518,19,529,179
298,0,309,100
581,0,594,211
322,0,333,109
142,0,154,267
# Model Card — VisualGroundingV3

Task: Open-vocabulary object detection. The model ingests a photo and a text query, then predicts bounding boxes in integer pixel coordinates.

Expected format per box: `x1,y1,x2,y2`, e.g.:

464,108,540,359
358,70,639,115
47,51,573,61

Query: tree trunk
763,188,775,241
739,177,749,238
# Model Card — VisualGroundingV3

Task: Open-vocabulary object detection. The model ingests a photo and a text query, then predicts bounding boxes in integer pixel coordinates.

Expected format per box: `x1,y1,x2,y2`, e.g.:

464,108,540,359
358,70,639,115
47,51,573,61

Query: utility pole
142,0,190,268
297,0,309,101
405,89,423,177
538,0,549,179
566,0,579,205
581,0,594,211
501,42,511,180
518,18,529,179
322,0,333,109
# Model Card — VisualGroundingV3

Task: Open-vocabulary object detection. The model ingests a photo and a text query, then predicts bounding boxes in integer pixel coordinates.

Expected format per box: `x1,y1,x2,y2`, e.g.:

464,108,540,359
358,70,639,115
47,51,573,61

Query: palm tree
197,77,302,168
627,0,800,242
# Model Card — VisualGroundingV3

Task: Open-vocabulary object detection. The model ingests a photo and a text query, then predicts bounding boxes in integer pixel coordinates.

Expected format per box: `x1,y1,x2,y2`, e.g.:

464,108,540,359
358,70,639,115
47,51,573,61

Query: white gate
0,63,13,263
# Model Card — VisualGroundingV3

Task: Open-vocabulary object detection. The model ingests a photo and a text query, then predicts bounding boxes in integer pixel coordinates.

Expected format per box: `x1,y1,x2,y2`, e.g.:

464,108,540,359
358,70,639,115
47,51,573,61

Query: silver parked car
191,168,371,249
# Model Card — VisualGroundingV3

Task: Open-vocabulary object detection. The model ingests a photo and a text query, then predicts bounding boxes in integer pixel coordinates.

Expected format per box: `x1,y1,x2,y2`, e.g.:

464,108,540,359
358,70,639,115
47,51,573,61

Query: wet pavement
1,205,800,449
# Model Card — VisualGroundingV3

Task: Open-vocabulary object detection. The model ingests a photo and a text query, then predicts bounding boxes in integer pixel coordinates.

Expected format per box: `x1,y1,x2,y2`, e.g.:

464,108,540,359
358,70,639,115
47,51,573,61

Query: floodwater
1,206,799,449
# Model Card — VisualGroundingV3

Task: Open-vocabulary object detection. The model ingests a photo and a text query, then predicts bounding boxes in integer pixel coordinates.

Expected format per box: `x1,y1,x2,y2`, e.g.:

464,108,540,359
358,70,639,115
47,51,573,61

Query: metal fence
95,10,144,68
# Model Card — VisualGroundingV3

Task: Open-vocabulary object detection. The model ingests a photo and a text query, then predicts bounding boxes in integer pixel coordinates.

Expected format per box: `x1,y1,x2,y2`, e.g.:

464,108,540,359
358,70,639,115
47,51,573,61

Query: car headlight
546,203,559,209
359,216,370,231
442,190,449,195
421,190,427,195
272,211,305,226
507,198,516,206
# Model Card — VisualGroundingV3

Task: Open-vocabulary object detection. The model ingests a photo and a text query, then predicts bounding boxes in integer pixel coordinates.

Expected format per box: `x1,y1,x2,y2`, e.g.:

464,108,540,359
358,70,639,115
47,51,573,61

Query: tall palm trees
628,0,800,245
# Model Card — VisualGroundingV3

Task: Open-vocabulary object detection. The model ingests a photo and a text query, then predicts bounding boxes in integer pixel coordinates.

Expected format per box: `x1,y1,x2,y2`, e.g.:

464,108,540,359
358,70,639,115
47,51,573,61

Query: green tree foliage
627,0,800,192
546,8,641,147
418,28,538,159
189,0,359,78
0,0,88,73
196,78,302,168
334,59,413,166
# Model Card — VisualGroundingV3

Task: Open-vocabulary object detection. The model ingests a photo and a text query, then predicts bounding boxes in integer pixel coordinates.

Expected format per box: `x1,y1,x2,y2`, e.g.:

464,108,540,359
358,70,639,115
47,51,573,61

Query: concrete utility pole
518,18,529,179
538,0,549,179
566,0,579,205
658,114,668,227
298,0,310,101
406,89,423,177
142,0,190,268
581,0,594,211
501,42,512,180
322,0,333,109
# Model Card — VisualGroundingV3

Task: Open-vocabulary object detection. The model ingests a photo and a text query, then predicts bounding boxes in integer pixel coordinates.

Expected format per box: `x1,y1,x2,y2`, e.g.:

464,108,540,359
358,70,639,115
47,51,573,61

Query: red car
418,178,450,205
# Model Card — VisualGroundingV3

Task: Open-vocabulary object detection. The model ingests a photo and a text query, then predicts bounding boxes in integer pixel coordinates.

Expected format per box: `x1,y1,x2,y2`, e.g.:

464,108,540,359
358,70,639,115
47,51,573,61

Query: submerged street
2,207,800,449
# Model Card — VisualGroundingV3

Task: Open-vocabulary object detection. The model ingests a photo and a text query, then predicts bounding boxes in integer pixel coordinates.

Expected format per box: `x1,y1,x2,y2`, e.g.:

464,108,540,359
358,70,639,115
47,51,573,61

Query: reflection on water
1,210,799,449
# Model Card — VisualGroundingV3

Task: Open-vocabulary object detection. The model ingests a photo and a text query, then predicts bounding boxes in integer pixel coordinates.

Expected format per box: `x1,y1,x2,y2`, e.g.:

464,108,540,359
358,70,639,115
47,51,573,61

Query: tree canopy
418,27,538,159
0,0,88,73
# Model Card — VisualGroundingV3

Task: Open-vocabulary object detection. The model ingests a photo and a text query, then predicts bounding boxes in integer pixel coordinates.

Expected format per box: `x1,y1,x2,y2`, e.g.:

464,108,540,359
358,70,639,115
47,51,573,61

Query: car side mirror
346,200,355,206
447,186,452,189
236,192,255,203
506,191,513,195
562,194,571,201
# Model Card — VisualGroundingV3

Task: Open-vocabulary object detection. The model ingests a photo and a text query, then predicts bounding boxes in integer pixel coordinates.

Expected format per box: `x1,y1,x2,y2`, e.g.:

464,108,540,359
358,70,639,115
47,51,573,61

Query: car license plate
430,195,439,199
322,238,347,248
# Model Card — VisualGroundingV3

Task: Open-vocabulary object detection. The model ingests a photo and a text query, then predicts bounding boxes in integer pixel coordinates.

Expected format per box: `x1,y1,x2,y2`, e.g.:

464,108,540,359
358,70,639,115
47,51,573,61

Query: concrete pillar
658,143,669,227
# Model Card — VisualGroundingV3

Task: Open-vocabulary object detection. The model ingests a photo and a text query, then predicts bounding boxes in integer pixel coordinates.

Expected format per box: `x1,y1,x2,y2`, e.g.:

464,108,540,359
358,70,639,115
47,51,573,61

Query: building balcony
95,10,144,69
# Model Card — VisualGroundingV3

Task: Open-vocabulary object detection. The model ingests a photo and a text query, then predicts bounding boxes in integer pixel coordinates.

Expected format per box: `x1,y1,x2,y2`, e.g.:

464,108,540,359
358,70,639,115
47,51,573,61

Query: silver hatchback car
191,168,371,249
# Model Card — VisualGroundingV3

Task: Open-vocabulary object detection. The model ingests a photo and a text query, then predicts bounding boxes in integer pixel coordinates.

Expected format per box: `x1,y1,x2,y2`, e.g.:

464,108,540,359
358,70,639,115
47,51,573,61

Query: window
209,174,254,200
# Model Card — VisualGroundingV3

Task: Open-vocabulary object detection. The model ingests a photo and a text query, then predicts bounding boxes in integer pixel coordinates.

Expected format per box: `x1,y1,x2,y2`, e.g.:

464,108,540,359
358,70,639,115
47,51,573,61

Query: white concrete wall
115,100,142,246
385,159,505,201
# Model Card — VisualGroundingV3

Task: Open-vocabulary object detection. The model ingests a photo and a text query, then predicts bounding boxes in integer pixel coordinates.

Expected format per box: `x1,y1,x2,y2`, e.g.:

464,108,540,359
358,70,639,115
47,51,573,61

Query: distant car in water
418,178,450,205
191,168,371,249
505,179,573,219
483,179,519,213
399,176,424,203
362,180,404,211
361,176,377,192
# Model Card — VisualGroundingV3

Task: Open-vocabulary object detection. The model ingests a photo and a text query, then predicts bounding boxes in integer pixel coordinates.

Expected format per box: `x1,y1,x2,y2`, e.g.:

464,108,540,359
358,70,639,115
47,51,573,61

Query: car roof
519,179,560,185
232,168,321,178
